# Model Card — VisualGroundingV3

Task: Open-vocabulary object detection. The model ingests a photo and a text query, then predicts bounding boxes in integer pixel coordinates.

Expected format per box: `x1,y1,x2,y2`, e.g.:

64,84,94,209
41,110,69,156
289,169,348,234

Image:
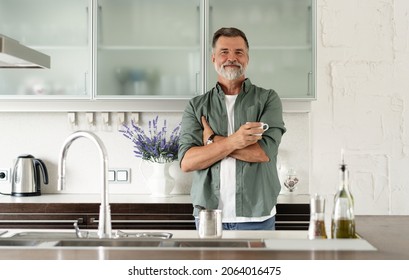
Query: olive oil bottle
331,157,355,239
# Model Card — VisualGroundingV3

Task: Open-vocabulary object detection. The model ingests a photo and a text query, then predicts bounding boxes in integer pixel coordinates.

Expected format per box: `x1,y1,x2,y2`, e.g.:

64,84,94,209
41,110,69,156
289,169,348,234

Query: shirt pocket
245,105,263,123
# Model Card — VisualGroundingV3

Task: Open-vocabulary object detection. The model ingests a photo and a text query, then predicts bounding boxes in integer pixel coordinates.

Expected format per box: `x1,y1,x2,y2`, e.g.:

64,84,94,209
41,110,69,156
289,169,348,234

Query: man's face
212,36,249,81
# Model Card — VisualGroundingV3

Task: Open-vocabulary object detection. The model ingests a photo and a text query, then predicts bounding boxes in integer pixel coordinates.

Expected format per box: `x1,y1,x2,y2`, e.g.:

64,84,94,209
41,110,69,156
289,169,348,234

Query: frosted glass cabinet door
207,0,314,99
0,0,90,97
96,0,201,97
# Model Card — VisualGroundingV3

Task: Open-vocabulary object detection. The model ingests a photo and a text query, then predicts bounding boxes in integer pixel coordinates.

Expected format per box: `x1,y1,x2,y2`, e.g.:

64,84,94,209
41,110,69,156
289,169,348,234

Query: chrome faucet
58,131,112,238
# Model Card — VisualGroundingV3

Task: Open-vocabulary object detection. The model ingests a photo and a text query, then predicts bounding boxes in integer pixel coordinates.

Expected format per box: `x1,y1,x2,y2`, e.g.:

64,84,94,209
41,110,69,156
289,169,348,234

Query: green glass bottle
331,161,355,239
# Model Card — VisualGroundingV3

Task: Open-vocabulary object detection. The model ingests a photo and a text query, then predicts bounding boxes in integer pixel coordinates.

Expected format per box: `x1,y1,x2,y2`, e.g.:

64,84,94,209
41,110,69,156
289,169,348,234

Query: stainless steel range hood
0,34,50,69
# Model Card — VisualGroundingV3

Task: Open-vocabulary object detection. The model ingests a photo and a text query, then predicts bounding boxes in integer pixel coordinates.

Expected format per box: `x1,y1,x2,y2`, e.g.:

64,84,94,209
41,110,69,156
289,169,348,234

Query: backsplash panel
0,112,307,197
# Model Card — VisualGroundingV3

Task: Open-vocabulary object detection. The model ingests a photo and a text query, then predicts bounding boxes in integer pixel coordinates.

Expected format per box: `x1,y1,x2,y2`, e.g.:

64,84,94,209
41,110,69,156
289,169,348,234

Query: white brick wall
311,0,409,214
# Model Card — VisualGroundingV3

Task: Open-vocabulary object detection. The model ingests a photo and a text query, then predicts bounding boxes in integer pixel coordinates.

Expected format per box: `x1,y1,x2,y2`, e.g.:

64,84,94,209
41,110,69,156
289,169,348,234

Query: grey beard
214,63,245,81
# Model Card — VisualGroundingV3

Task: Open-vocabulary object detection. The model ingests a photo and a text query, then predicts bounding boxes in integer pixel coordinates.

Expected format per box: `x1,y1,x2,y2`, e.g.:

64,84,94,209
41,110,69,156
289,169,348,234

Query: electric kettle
11,154,49,197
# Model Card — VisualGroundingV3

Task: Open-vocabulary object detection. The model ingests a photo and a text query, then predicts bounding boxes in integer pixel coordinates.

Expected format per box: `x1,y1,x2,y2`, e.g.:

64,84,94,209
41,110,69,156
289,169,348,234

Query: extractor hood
0,34,50,69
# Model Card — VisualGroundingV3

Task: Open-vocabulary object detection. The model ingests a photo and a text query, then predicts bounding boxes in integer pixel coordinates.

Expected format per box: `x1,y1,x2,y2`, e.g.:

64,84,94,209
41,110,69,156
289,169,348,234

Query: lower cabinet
275,204,310,230
0,202,309,230
107,204,196,230
0,214,87,229
0,203,196,230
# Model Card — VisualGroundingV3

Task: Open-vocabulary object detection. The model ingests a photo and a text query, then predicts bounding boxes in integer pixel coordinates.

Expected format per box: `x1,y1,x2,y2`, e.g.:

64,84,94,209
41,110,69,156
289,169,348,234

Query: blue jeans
195,216,275,230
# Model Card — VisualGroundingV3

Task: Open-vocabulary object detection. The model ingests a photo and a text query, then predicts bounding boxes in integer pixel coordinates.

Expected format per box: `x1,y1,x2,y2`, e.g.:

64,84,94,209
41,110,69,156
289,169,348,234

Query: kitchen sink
9,231,173,240
1,230,264,249
54,239,163,247
0,236,265,249
53,239,265,248
0,239,47,247
171,240,265,248
10,232,78,239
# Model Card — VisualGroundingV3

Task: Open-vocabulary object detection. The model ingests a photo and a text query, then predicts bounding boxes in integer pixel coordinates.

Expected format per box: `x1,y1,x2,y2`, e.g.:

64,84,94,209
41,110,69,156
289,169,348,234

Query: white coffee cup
253,122,269,136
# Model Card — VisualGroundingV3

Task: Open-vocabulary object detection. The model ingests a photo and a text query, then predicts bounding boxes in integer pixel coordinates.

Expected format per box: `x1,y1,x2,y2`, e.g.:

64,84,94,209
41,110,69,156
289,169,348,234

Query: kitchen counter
0,215,408,260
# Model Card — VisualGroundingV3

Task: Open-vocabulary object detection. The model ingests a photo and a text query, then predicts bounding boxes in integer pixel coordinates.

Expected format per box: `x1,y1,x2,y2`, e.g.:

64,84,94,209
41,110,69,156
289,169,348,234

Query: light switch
108,170,116,182
116,170,128,182
117,170,128,182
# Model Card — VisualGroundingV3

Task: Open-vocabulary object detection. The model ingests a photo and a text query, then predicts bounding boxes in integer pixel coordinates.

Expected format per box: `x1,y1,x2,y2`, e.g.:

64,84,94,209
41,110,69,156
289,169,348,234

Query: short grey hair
212,27,249,50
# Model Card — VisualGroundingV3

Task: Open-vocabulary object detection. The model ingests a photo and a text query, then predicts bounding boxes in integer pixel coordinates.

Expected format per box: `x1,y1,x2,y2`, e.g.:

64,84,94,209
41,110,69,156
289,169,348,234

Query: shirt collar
215,78,252,96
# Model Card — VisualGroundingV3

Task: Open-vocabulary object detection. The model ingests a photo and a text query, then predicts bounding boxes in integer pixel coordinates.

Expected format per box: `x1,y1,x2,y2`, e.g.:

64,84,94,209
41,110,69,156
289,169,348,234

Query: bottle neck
339,164,350,191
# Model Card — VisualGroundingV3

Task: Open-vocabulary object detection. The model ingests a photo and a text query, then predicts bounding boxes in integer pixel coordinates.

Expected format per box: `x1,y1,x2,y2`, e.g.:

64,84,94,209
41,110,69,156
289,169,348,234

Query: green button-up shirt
178,79,286,217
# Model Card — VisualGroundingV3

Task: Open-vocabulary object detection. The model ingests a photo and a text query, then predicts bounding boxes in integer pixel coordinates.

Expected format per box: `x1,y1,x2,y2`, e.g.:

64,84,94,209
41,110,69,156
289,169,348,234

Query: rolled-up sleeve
178,99,203,167
257,90,286,160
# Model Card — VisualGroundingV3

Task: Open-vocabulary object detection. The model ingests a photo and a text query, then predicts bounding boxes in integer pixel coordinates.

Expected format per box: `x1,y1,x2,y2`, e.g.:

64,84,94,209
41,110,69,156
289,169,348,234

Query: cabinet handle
195,72,199,95
307,71,312,96
200,0,210,95
307,4,312,44
275,221,309,224
0,218,84,224
90,218,194,224
84,72,88,95
85,6,89,42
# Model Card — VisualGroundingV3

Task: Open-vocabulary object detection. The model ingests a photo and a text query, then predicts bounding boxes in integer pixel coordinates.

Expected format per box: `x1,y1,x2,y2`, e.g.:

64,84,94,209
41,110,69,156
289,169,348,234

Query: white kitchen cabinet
96,0,201,97
0,0,316,111
207,0,315,99
0,0,91,97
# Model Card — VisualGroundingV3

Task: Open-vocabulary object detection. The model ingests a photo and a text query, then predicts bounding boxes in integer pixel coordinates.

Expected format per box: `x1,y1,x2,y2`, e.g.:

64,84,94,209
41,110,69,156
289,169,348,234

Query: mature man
178,27,286,230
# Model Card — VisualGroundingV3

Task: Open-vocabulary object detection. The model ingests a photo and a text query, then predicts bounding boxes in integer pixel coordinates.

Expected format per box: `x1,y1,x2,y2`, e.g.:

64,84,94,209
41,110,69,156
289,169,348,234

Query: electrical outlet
0,169,10,182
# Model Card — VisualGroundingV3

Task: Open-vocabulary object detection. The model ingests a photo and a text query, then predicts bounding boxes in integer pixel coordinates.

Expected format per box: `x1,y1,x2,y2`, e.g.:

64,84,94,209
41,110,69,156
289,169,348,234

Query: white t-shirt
218,94,276,223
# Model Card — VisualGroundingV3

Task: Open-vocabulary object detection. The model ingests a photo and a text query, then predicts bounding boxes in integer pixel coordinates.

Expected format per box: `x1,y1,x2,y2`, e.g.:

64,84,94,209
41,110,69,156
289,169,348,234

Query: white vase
140,161,175,197
169,161,193,195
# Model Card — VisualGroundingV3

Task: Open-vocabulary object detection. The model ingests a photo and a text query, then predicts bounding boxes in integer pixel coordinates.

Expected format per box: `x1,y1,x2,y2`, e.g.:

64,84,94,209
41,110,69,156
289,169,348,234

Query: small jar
308,194,327,240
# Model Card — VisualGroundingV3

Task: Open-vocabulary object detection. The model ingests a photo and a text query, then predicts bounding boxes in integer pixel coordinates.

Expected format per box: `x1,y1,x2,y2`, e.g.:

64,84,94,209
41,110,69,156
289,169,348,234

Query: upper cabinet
96,0,201,98
207,0,315,99
0,0,91,97
0,0,315,109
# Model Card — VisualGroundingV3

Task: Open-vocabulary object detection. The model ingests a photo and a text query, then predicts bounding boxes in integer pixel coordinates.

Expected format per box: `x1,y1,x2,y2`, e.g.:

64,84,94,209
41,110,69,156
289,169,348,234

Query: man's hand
201,116,214,145
228,122,263,149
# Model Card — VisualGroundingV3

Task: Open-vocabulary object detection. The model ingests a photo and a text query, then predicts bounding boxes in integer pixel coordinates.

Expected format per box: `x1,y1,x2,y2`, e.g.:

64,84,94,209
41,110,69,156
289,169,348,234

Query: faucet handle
73,221,88,238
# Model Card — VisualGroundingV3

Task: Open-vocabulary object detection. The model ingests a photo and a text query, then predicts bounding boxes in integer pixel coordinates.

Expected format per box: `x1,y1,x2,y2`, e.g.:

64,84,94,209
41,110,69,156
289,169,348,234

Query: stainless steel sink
172,240,265,248
9,231,173,240
10,232,78,239
54,239,163,247
53,239,265,248
0,237,265,248
0,239,46,246
1,230,264,249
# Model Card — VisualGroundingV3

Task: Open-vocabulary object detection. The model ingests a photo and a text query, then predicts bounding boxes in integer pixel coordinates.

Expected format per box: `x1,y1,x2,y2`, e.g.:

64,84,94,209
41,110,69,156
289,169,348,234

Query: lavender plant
120,116,181,163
